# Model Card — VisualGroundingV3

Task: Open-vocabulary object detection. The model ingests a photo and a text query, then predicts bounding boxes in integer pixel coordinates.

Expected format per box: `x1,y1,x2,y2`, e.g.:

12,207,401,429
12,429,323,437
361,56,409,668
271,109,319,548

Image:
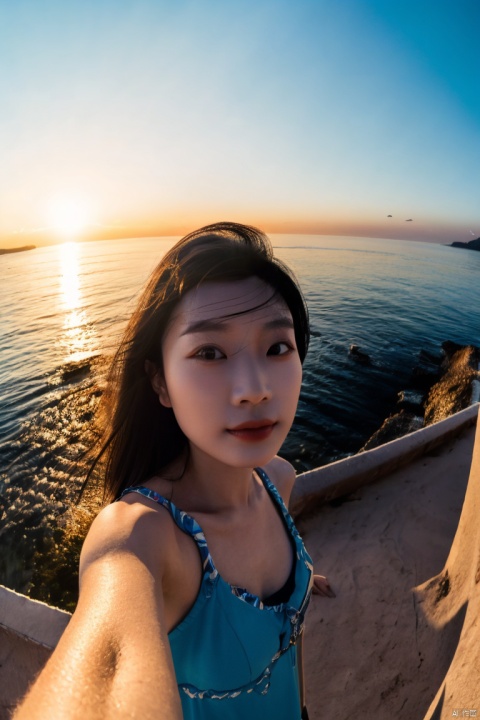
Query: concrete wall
0,586,71,719
291,403,479,518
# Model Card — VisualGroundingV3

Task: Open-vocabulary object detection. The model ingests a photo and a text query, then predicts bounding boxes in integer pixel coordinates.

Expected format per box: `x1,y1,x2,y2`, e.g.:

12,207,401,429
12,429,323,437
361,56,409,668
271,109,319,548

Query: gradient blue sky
1,0,479,246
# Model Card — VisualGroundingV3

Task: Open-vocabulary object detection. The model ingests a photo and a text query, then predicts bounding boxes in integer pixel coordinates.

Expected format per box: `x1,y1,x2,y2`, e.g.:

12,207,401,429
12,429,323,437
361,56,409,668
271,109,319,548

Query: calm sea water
1,235,479,475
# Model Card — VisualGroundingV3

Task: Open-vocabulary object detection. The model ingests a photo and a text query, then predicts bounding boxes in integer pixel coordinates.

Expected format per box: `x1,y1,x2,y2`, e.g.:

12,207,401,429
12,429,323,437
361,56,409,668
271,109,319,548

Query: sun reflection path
60,241,81,310
59,242,96,364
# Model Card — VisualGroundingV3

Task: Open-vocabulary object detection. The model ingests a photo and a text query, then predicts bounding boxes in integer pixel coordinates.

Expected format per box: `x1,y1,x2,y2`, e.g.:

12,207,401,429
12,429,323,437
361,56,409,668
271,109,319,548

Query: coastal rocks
349,344,371,365
450,237,480,251
424,344,480,425
361,412,423,451
0,355,108,610
409,349,442,390
61,359,91,383
396,389,424,415
360,341,480,451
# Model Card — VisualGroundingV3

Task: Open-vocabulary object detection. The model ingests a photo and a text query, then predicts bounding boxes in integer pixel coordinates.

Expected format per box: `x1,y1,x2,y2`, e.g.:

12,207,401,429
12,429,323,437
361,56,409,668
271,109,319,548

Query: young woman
15,222,333,720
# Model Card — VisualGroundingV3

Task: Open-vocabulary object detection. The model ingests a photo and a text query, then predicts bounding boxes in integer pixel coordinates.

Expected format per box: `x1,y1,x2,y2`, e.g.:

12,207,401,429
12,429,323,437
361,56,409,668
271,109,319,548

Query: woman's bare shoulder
80,493,176,582
14,494,184,720
262,456,296,506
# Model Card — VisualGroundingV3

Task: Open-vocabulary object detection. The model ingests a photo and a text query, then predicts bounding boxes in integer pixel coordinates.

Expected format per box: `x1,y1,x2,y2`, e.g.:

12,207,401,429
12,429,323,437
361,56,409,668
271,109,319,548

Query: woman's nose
231,357,272,405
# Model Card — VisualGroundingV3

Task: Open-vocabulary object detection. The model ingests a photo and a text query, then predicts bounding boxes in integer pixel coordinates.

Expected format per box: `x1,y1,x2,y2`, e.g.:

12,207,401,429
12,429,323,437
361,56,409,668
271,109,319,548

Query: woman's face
152,276,303,470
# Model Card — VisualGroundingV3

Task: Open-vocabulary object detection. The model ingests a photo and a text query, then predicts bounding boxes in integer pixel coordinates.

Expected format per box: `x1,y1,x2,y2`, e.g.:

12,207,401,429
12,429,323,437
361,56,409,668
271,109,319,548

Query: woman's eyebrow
180,319,229,336
180,315,294,336
263,317,295,331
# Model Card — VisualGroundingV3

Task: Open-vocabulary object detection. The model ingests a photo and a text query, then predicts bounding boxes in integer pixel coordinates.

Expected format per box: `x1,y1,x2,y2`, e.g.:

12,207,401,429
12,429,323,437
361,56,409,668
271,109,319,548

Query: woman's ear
144,359,172,408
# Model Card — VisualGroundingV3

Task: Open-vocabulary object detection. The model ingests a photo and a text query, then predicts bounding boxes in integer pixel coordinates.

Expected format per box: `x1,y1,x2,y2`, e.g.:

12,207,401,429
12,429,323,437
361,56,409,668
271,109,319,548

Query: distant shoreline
450,237,480,252
0,245,36,256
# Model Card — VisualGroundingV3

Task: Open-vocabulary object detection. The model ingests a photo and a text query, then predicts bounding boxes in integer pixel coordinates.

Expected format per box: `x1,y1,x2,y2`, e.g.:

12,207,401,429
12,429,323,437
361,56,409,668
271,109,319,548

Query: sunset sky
1,0,479,248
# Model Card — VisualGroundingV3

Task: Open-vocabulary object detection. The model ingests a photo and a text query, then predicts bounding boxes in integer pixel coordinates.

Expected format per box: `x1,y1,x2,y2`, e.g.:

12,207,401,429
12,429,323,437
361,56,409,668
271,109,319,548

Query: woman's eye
194,346,225,361
267,342,292,356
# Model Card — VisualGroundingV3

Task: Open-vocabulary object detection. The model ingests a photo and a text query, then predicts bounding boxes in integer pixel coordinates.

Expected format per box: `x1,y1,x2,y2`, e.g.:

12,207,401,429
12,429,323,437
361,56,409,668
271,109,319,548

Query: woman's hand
312,574,336,598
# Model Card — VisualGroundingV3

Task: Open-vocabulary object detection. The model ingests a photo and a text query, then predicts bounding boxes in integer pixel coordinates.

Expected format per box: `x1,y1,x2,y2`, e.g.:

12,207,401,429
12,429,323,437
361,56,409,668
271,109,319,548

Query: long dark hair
85,222,310,503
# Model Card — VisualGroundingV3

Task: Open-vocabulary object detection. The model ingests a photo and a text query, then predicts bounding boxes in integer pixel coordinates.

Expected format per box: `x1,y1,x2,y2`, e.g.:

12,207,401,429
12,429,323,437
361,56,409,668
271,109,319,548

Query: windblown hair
85,222,310,503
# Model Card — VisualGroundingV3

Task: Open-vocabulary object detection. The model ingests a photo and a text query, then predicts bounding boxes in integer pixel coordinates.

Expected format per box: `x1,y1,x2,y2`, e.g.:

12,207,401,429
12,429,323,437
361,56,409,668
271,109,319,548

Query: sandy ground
301,419,480,719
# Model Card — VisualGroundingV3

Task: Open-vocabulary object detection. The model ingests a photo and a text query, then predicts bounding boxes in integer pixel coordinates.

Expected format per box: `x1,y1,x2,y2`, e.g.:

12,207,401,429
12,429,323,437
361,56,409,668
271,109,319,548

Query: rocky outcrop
61,359,92,383
348,344,371,365
360,412,423,451
361,342,480,451
409,349,442,390
0,355,107,611
424,344,480,425
451,237,480,251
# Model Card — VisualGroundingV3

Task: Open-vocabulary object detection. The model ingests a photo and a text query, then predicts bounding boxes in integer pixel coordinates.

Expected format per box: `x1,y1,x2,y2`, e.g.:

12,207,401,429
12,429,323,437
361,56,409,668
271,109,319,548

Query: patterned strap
118,469,276,540
118,485,189,530
254,467,300,541
117,486,218,581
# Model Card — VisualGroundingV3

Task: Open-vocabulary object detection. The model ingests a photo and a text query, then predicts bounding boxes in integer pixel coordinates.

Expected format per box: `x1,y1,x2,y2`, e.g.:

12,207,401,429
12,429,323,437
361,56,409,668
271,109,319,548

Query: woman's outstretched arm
14,502,183,720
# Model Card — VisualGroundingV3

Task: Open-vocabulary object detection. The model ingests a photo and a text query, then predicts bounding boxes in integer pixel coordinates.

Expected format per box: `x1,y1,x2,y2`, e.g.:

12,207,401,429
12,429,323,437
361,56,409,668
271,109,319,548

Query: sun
47,195,92,240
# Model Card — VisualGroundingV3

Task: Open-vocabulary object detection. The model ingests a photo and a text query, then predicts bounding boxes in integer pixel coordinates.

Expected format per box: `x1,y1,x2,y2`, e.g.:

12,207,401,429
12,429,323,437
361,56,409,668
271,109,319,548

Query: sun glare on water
58,238,97,363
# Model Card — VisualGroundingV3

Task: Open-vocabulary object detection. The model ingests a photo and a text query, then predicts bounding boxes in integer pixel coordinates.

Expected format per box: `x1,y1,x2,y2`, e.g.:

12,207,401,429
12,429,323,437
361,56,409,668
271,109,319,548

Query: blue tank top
119,467,313,719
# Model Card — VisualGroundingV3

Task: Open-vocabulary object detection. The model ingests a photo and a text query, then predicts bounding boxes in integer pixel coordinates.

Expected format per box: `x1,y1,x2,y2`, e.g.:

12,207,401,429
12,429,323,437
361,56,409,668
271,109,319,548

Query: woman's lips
226,421,277,442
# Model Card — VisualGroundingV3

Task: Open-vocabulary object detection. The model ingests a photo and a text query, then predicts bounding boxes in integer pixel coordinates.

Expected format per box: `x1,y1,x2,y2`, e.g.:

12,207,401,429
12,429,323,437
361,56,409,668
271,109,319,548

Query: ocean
1,234,479,481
